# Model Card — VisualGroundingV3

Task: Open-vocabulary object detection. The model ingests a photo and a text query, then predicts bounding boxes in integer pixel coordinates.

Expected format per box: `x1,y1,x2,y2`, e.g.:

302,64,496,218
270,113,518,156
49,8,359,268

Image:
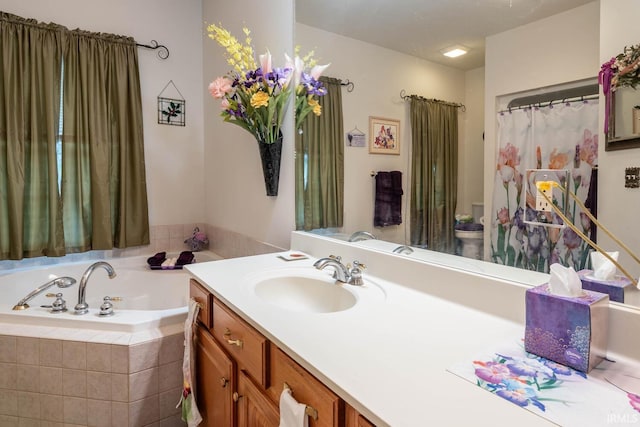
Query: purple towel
374,171,403,227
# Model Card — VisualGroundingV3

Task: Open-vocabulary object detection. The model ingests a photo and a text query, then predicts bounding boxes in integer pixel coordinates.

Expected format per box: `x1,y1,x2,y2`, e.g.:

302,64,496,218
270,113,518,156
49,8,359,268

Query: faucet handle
348,261,366,286
329,254,342,263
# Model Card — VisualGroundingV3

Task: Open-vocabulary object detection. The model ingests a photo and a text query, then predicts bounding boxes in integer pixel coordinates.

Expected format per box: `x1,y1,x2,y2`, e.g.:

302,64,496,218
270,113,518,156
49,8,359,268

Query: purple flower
543,360,572,376
562,228,582,250
496,389,529,407
474,362,512,384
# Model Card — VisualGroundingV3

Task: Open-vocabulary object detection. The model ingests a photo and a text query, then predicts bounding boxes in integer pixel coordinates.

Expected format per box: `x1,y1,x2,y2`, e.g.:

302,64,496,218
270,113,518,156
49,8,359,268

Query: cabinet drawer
212,299,269,387
189,279,212,328
267,347,343,427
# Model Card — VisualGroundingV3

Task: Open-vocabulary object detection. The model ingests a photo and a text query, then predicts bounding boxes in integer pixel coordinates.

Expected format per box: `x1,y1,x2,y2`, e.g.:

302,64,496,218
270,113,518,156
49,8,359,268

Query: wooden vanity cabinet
345,404,376,427
190,278,374,427
236,370,280,427
195,326,234,427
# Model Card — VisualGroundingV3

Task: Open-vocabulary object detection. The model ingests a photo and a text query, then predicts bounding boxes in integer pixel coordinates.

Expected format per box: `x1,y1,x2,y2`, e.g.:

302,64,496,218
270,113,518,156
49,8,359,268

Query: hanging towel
374,171,403,227
176,298,203,427
279,387,309,427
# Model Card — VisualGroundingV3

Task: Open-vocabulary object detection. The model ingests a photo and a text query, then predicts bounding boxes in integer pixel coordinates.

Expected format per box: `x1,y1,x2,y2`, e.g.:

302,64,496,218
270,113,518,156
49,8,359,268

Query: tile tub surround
0,333,185,427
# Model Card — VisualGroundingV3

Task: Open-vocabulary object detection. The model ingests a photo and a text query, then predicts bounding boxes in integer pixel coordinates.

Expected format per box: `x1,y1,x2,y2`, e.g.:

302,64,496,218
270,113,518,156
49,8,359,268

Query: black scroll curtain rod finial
136,40,169,60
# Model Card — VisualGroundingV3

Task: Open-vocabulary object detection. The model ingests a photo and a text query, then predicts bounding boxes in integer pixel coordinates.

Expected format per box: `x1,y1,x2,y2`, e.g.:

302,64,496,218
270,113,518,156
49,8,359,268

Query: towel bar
283,382,318,420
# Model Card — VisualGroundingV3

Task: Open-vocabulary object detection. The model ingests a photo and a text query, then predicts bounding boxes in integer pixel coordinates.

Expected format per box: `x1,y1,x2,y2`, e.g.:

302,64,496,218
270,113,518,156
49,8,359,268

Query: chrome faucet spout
74,261,116,315
348,231,376,242
12,277,76,310
392,245,414,255
313,257,350,283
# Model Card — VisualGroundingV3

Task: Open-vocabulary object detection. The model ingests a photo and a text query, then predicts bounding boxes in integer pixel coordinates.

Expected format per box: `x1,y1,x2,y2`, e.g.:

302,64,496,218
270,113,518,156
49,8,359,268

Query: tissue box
524,284,609,372
578,269,633,303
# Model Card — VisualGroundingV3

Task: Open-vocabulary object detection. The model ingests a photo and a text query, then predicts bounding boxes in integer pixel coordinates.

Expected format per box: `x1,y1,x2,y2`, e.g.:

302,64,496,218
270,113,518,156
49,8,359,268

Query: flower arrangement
599,43,640,134
207,24,329,144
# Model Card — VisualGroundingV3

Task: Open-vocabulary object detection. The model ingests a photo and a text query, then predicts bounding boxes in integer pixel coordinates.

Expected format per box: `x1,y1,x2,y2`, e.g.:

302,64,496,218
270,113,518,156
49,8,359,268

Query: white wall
296,23,469,244
599,0,640,279
202,0,295,250
461,67,486,219
0,0,206,228
484,1,600,258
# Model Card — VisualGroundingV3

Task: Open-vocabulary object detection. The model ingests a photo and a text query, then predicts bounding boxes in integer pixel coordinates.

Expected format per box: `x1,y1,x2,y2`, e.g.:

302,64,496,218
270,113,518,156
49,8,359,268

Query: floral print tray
447,340,640,426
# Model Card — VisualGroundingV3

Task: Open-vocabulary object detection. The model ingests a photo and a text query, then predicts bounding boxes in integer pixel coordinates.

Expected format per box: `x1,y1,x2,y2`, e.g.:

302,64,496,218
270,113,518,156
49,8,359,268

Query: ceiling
295,0,595,71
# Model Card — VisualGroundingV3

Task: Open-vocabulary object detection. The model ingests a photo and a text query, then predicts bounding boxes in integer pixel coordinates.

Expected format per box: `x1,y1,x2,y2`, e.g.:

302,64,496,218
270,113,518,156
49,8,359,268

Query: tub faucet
12,277,76,310
348,231,376,242
392,245,414,255
74,261,116,315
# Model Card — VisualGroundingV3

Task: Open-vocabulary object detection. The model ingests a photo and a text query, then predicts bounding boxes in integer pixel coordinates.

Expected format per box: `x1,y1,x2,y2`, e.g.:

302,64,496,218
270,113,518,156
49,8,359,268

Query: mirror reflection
295,1,640,309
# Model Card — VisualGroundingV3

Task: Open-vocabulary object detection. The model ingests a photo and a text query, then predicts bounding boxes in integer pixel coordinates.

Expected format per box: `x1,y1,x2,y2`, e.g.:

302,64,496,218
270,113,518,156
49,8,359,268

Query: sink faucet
392,245,414,255
313,256,366,286
74,261,116,315
12,277,76,310
348,231,376,242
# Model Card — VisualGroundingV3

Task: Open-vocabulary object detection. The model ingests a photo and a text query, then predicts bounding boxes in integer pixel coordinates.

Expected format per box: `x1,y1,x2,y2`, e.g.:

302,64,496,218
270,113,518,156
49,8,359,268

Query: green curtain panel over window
409,97,458,253
0,12,149,260
295,77,344,231
0,13,65,259
62,31,149,251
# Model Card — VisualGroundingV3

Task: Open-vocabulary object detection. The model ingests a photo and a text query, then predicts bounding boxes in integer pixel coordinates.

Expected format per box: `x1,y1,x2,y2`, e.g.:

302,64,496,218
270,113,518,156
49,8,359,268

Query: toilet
455,221,484,260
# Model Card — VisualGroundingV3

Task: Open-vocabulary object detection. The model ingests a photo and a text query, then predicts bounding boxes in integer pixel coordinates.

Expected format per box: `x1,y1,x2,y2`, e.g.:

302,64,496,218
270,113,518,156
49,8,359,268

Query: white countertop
186,252,555,427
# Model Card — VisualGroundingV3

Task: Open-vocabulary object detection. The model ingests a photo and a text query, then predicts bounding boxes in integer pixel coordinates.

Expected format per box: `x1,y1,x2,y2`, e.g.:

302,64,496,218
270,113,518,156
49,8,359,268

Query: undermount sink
246,268,385,314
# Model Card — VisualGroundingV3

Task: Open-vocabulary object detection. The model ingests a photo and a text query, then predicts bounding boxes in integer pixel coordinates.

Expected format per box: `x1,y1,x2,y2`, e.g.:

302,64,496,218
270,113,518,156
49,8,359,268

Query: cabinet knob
223,328,243,348
220,377,228,388
232,392,242,402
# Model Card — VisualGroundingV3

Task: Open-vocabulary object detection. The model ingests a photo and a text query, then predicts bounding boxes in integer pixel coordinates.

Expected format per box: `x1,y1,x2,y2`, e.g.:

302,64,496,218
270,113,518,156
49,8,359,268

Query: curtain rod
136,40,169,60
400,89,466,112
341,79,355,92
498,94,599,114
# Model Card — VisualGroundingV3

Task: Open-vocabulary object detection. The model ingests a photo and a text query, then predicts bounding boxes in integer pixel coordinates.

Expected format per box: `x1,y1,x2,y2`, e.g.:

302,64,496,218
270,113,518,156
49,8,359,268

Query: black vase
257,136,283,196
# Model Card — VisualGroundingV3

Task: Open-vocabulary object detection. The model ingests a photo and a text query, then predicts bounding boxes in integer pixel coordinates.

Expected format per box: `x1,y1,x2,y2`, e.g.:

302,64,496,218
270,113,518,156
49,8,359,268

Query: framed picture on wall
369,116,400,155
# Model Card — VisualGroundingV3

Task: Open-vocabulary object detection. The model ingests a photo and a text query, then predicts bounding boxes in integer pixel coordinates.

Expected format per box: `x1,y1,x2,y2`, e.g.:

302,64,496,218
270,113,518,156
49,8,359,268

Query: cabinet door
236,370,279,427
195,326,234,427
345,404,376,427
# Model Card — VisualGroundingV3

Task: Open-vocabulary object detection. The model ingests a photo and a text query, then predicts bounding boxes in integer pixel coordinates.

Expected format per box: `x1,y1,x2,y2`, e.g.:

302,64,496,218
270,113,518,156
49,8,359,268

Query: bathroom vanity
185,232,640,426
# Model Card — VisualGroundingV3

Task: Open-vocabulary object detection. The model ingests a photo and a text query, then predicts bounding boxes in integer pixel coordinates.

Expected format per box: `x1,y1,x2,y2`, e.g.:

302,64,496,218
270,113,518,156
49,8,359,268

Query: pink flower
497,143,520,184
220,98,230,110
580,130,598,166
208,77,233,99
548,148,569,170
259,50,272,74
629,393,640,412
310,63,331,80
497,207,510,226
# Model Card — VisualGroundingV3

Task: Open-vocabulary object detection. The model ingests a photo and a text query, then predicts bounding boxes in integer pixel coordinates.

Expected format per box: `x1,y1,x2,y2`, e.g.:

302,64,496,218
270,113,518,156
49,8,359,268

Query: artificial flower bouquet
207,24,329,143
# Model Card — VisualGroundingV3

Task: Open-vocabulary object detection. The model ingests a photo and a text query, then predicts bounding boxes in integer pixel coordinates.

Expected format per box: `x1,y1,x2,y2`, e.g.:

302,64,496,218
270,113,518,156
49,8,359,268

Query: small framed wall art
369,116,400,155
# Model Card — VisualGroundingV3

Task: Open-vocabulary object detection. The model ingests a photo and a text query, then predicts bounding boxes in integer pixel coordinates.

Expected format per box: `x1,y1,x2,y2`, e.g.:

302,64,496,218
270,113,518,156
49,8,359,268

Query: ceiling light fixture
441,45,469,58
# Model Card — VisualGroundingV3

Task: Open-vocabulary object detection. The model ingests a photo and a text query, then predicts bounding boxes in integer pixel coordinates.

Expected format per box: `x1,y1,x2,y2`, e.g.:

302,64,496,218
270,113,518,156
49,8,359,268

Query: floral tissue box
524,284,609,373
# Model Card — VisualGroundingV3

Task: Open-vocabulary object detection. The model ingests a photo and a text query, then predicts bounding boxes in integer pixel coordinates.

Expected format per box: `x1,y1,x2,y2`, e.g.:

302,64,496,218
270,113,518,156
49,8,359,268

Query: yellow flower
250,92,270,108
207,23,256,73
309,98,322,116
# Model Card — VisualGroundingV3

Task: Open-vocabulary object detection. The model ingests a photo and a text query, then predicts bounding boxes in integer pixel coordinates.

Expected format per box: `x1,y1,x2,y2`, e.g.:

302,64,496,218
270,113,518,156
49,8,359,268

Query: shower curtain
490,100,599,273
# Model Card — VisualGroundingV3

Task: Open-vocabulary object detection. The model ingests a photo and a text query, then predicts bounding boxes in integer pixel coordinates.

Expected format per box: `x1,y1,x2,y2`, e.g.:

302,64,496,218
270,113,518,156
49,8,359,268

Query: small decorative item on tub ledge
184,227,209,252
147,251,195,270
206,23,329,196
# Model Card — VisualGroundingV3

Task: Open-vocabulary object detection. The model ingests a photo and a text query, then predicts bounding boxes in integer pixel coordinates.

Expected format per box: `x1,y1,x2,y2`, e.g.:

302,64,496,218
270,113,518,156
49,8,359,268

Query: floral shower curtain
491,100,599,273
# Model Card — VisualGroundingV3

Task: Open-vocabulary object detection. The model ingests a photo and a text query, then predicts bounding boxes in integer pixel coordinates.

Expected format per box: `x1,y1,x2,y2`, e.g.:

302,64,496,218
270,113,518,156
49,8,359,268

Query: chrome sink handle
348,261,366,286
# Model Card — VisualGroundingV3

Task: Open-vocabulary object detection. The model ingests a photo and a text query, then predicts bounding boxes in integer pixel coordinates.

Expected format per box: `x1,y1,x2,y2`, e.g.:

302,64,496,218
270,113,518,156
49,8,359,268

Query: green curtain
295,77,344,230
409,97,458,253
62,30,149,251
0,13,65,259
0,12,149,260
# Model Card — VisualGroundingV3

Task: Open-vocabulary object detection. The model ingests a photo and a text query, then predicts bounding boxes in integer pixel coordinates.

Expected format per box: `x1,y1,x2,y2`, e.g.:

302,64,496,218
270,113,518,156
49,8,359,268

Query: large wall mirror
294,0,640,310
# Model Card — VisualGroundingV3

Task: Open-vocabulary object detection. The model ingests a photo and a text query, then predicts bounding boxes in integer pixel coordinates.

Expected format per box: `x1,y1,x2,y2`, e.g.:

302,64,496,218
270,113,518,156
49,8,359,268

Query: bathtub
0,251,221,333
